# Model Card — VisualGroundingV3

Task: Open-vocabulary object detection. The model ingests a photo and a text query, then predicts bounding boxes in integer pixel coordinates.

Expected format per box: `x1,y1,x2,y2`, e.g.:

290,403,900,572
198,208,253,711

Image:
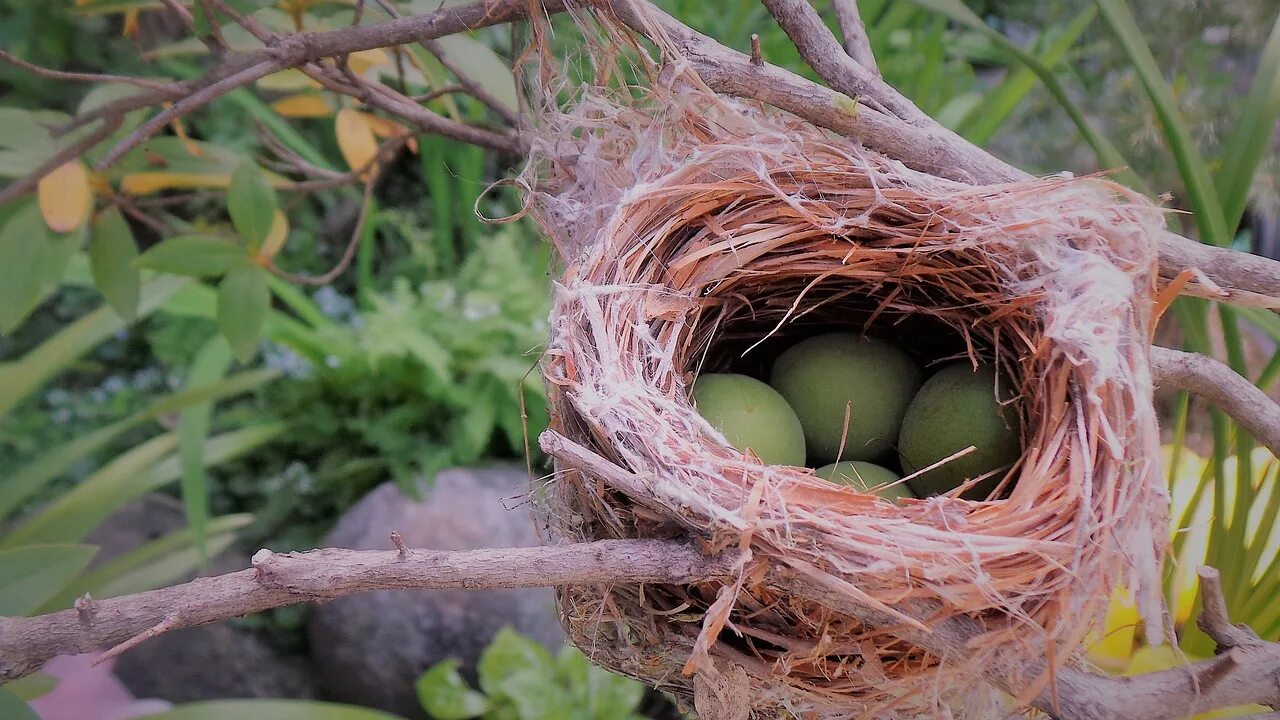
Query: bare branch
1151,346,1280,458
0,117,123,207
0,50,181,94
831,0,878,77
0,539,732,683
1196,567,1264,650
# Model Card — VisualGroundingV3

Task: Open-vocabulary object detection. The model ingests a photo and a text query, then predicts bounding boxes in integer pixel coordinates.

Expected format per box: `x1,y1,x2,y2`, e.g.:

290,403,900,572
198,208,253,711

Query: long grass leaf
178,335,233,564
1216,14,1280,234
1094,0,1229,245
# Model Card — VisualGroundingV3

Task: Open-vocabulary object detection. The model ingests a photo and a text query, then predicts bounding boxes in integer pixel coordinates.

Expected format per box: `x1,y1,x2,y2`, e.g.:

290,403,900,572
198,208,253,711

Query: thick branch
1151,346,1280,457
0,539,730,683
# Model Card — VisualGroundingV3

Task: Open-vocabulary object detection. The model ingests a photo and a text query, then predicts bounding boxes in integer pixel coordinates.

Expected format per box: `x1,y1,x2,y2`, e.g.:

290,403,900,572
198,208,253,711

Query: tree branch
0,539,731,683
1151,346,1280,457
831,0,878,77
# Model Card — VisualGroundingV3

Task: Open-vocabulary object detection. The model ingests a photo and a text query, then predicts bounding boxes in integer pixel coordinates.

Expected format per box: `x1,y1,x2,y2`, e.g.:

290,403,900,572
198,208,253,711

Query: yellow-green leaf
0,544,98,616
37,161,93,232
218,262,270,362
228,159,277,249
136,235,248,277
89,207,141,321
0,202,82,334
120,172,234,194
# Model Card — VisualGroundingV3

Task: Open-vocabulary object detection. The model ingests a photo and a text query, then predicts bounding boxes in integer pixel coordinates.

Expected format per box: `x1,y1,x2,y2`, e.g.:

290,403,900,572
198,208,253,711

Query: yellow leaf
1084,586,1139,672
335,108,379,177
258,209,290,260
363,114,411,139
121,172,233,194
349,48,391,75
270,93,333,118
37,162,93,233
163,105,204,158
122,8,140,37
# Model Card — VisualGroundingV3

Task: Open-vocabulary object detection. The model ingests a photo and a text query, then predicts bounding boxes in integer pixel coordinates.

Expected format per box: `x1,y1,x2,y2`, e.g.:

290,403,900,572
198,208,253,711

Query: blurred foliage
416,628,651,720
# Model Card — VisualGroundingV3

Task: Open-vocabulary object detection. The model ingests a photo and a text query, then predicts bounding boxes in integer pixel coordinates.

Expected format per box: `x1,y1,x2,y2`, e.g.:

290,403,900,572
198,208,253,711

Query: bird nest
520,12,1171,718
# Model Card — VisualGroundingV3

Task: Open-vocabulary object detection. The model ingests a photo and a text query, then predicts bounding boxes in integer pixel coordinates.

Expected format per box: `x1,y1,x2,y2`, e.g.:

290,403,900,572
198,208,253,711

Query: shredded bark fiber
520,6,1171,717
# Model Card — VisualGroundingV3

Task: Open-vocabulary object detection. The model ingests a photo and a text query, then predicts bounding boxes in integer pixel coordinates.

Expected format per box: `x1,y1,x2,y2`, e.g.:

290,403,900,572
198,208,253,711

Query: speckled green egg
815,461,914,500
769,333,921,463
898,363,1022,499
691,373,806,466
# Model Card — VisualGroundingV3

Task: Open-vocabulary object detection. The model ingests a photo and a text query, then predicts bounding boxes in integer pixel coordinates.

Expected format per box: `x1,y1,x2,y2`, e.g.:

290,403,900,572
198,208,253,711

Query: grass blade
0,368,277,521
1094,0,1229,245
178,335,233,564
1215,14,1280,234
1,424,283,548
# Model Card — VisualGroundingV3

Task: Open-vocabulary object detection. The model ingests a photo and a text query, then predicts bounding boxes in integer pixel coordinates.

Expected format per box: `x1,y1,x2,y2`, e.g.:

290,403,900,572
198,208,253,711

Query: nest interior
524,12,1171,717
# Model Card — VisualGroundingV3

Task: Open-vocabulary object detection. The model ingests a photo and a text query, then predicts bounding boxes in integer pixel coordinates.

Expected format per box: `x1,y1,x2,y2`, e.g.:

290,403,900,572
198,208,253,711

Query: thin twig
95,60,280,169
0,116,122,206
0,50,180,93
196,0,231,52
409,82,467,103
831,0,879,77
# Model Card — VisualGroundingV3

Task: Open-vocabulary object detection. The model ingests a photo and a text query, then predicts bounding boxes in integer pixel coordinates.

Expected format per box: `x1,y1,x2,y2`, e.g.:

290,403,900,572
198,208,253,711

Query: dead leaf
335,108,379,178
270,93,333,118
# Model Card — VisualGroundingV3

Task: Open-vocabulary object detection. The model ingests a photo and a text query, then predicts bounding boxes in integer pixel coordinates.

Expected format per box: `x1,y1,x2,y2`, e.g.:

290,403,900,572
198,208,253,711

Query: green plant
416,628,649,720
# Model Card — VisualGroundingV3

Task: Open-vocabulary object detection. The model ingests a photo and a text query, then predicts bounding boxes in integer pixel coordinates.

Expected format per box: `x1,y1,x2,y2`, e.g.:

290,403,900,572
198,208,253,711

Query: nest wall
522,12,1171,717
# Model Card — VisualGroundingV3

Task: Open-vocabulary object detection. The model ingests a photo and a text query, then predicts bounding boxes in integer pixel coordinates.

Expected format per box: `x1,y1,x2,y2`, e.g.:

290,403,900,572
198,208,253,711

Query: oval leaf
0,201,81,334
37,161,93,233
228,159,277,249
218,262,270,362
0,688,38,720
136,235,248,277
434,34,519,113
0,544,97,616
335,108,379,177
417,660,490,720
89,207,141,321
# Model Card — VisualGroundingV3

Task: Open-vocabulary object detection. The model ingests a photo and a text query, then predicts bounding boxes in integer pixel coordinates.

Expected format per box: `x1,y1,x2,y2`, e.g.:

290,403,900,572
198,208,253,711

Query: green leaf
416,660,490,720
432,35,519,114
137,235,248,277
477,628,555,696
0,688,39,720
0,368,277,522
1215,13,1280,235
0,274,189,419
4,673,58,702
0,109,58,180
907,0,1142,190
0,544,97,616
89,207,141,322
179,335,233,563
218,262,270,362
228,159,278,249
959,7,1097,146
1094,0,1228,245
134,699,404,720
2,424,283,548
40,514,252,612
497,668,573,720
0,201,82,334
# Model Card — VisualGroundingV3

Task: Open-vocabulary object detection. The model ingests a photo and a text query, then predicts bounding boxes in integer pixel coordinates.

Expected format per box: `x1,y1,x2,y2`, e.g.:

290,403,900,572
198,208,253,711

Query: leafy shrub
416,629,649,720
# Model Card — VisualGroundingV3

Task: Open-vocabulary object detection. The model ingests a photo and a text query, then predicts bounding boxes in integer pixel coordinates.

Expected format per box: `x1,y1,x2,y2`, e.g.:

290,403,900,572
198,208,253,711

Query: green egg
691,373,806,466
769,333,921,463
898,362,1022,499
815,461,914,500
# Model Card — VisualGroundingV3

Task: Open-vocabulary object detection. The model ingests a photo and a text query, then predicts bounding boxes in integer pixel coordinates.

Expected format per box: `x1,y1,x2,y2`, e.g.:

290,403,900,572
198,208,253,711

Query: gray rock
84,495,322,703
113,623,319,702
308,465,564,719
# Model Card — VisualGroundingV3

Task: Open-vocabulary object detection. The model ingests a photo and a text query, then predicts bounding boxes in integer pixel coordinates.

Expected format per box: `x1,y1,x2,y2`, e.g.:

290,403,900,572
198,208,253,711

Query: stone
307,465,564,719
112,624,319,703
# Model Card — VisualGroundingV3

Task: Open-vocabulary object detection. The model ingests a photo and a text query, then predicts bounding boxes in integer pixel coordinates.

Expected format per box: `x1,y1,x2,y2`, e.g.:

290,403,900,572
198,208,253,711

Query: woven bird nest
522,10,1170,718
